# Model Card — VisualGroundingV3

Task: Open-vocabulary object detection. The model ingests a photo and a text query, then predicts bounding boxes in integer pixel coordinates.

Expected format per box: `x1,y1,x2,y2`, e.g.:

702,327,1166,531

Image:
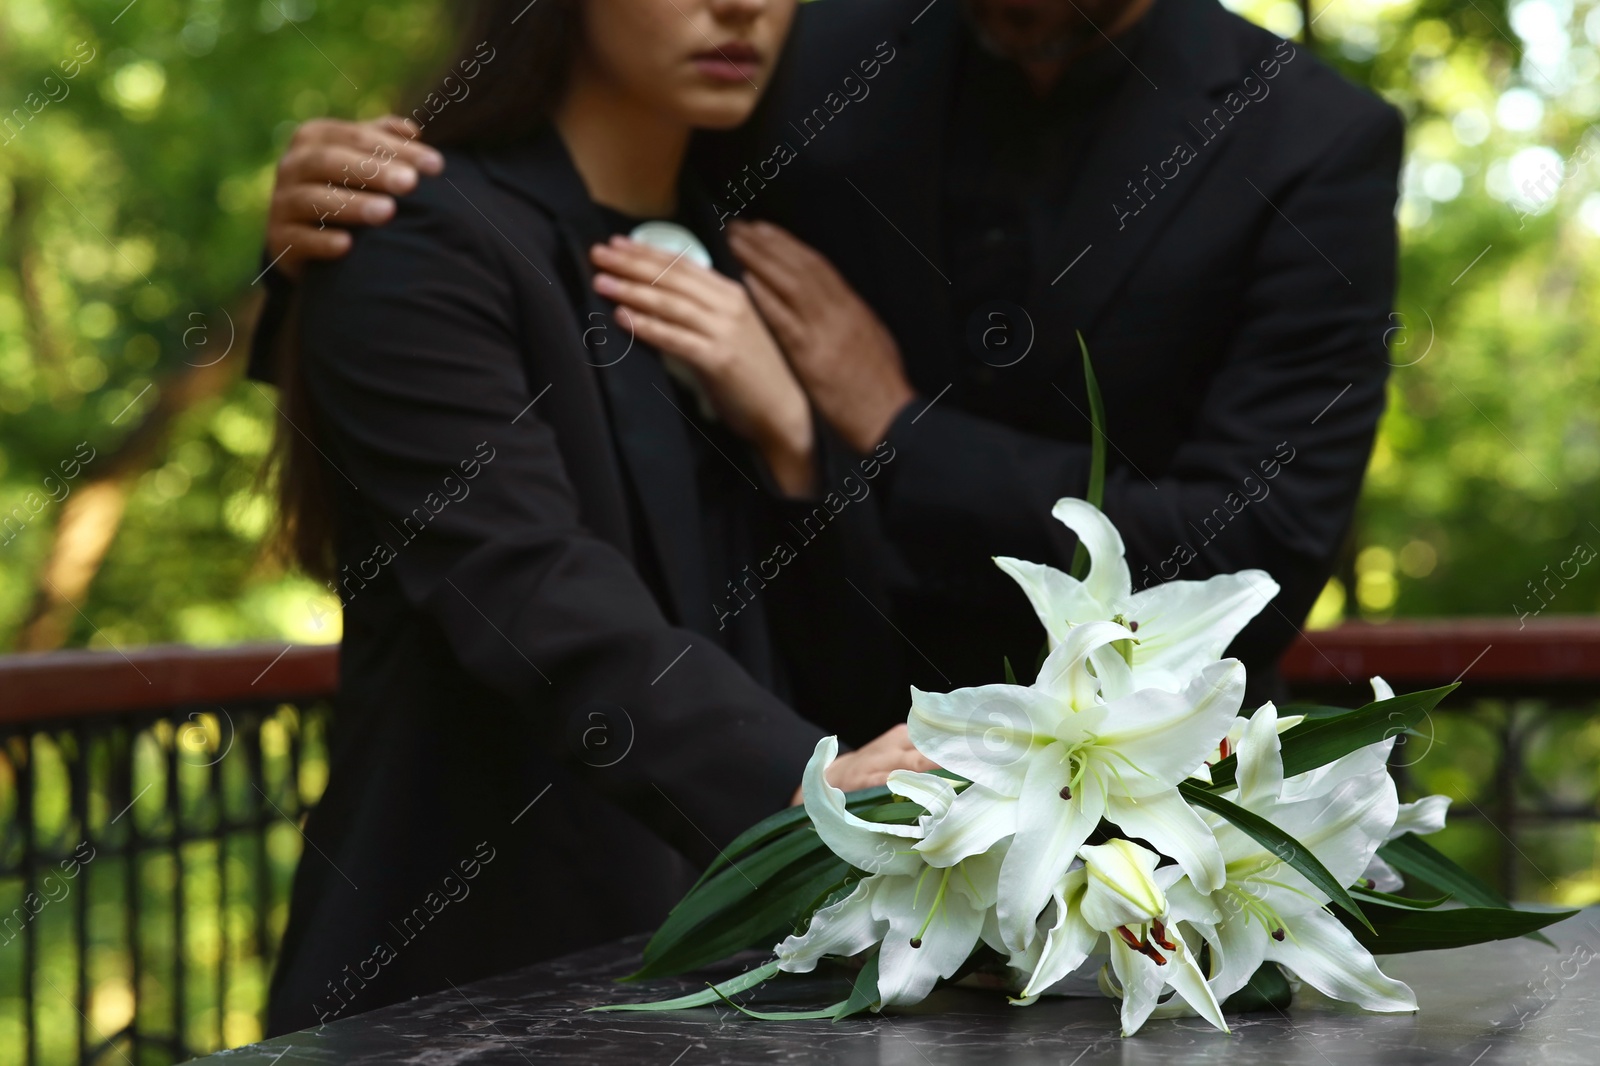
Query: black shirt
942,21,1146,418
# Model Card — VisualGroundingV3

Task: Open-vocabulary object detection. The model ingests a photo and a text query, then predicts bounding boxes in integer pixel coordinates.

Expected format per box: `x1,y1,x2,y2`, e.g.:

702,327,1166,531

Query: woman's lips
693,43,760,83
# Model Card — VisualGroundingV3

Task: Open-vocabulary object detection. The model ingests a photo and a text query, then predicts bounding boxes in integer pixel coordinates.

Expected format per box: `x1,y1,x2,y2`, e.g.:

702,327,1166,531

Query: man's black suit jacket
263,130,832,1034
697,0,1404,706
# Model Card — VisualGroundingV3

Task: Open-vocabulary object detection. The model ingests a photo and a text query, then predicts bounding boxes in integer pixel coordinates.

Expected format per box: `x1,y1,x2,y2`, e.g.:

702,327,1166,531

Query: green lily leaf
1274,701,1362,721
637,826,834,977
1070,333,1107,580
1336,901,1576,954
590,959,780,1012
1351,885,1452,909
1205,684,1457,791
636,854,852,979
1179,781,1372,932
639,794,937,978
1376,833,1507,908
832,953,882,1020
1376,833,1555,947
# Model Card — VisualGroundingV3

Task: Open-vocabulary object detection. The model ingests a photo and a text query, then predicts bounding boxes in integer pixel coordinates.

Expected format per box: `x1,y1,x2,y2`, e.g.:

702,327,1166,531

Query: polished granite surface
192,910,1600,1065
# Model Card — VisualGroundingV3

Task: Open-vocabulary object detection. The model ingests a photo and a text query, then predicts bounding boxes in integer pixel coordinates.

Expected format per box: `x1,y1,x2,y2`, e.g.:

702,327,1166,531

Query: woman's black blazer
265,128,832,1034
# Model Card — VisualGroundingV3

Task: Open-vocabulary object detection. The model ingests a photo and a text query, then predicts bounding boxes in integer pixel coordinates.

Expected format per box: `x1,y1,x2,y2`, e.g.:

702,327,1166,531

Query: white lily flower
775,737,1004,1006
994,498,1279,692
910,622,1245,952
1015,840,1227,1036
1166,703,1417,1014
1332,676,1451,892
1190,702,1305,785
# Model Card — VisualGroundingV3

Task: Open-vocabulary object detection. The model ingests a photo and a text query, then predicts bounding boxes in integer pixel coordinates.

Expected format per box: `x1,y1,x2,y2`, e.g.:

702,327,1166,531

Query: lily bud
1078,839,1166,932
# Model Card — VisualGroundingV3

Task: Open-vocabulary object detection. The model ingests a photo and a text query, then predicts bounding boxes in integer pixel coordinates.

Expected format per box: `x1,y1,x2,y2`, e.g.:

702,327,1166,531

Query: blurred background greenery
3,0,1598,651
2,0,1600,1060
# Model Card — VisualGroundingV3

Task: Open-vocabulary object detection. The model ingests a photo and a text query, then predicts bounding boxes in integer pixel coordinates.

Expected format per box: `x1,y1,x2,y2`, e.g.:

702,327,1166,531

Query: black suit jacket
264,129,831,1034
697,0,1404,704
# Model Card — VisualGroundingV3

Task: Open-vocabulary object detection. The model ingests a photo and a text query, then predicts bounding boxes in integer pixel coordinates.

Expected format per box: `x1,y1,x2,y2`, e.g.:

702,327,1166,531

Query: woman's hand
790,724,939,806
591,237,815,496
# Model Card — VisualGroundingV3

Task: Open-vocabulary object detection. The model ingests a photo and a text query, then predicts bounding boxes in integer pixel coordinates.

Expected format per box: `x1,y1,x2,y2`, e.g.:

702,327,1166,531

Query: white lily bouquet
598,354,1570,1035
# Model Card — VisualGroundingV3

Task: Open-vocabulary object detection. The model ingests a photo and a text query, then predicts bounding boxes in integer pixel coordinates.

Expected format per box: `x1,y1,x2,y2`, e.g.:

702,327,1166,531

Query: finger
368,115,445,172
594,272,713,336
742,272,806,354
727,223,808,301
591,241,735,312
265,224,353,279
614,308,712,368
297,116,445,177
273,180,398,229
279,142,422,198
741,221,846,298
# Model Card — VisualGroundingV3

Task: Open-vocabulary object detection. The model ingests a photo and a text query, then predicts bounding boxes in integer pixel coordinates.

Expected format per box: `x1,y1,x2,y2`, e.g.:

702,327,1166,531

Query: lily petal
1268,906,1418,1013
1032,619,1133,714
1109,935,1167,1036
1163,932,1230,1033
1363,855,1405,893
1390,794,1450,839
909,685,1059,793
914,782,1017,868
775,879,885,973
1204,903,1270,1003
802,737,923,876
1104,787,1227,894
873,873,987,1006
1050,498,1132,608
887,770,959,825
1017,870,1098,1001
1095,660,1246,794
1234,701,1284,808
996,742,1106,952
1126,571,1278,689
993,556,1104,647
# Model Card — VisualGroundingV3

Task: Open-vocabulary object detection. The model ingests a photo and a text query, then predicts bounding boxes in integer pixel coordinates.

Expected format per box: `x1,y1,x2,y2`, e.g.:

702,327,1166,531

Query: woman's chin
679,88,764,131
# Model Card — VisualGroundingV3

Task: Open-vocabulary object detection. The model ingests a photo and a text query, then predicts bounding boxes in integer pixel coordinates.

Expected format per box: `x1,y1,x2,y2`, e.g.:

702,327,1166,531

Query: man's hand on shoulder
266,115,445,279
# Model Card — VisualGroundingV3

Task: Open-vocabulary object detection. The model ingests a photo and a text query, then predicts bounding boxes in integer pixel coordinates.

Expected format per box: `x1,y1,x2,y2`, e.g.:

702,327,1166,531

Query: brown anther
1059,786,1073,800
1116,926,1144,951
1140,943,1168,966
1128,620,1139,633
1218,738,1231,761
909,937,922,949
1361,879,1376,890
1151,919,1177,952
1271,927,1286,942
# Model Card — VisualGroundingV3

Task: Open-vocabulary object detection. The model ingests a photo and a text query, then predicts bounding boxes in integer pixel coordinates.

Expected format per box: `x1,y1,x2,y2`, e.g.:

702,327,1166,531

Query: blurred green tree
1,0,1597,642
0,0,454,653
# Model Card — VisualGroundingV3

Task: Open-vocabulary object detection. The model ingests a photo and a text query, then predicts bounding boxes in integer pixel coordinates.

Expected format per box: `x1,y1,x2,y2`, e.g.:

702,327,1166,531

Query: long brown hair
269,0,581,581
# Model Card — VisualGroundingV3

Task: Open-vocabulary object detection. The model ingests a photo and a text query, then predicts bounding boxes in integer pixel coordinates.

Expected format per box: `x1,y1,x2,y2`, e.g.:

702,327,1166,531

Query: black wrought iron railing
1,620,1598,1064
0,645,336,1066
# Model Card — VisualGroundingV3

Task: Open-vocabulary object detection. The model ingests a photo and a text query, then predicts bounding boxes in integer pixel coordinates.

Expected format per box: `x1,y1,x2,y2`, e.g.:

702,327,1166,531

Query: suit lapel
480,129,715,635
1031,0,1262,333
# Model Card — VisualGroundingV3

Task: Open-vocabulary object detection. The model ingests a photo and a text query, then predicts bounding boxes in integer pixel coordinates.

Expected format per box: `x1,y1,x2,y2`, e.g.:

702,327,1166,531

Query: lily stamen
910,867,952,949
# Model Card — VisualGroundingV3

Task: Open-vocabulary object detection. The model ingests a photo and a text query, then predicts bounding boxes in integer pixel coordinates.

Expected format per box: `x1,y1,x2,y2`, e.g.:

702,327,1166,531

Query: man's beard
964,6,1099,65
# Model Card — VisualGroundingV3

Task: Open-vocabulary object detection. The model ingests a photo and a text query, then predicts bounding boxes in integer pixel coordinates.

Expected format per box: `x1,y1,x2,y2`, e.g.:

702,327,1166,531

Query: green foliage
0,6,1595,634
0,0,455,649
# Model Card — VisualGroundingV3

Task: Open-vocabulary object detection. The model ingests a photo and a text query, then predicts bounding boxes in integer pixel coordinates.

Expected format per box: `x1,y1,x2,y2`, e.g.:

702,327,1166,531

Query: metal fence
0,646,336,1065
1,620,1598,1064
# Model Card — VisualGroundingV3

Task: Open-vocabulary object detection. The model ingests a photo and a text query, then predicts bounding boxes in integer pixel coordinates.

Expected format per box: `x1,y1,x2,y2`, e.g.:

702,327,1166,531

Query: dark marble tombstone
186,910,1598,1065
